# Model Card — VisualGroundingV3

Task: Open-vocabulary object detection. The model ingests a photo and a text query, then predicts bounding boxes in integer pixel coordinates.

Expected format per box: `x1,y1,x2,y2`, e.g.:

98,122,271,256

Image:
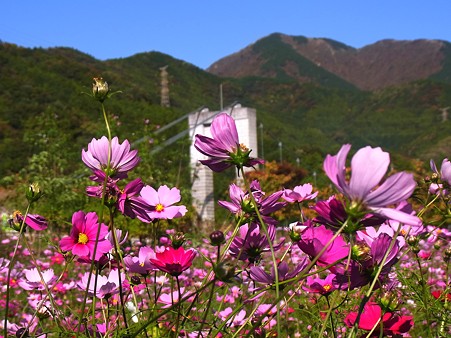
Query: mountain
207,33,451,90
0,39,450,183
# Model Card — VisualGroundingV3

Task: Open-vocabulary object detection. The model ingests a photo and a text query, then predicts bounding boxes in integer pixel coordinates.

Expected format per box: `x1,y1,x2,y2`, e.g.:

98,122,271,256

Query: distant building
189,104,258,224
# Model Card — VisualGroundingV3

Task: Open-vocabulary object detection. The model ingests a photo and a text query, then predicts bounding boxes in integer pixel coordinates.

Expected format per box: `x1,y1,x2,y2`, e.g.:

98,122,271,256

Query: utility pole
160,65,170,107
278,141,283,163
440,107,449,122
259,123,264,161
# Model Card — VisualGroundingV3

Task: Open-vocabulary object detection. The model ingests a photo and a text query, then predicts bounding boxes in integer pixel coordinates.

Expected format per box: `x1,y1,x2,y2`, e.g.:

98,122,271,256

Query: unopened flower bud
351,242,371,262
289,222,306,242
130,275,141,286
379,291,399,312
16,328,29,338
444,247,451,262
406,235,419,247
92,77,109,102
434,240,444,250
26,182,44,203
214,261,236,283
8,211,24,232
171,232,185,249
430,173,439,183
210,230,225,246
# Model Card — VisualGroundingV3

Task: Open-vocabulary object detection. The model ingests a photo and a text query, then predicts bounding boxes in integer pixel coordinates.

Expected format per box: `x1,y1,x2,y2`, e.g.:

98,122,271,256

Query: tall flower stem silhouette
4,203,30,338
414,250,432,337
238,166,282,337
77,79,115,336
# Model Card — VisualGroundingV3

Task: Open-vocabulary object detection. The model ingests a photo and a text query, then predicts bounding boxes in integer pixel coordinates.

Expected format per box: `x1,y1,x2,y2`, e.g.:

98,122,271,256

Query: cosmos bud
210,230,225,246
26,182,44,203
92,77,109,102
171,232,186,249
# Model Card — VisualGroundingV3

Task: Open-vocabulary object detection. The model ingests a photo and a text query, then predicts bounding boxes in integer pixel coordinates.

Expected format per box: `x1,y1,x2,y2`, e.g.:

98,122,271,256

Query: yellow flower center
78,233,89,244
323,284,332,292
156,203,164,212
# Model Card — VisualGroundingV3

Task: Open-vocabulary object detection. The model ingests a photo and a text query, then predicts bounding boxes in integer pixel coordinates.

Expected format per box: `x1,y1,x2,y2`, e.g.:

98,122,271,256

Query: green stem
239,167,281,336
414,252,433,337
4,203,31,338
76,101,113,336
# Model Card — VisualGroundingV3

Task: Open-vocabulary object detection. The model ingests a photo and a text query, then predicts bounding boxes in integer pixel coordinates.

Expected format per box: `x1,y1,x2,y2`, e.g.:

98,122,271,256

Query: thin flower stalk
240,166,282,337
77,99,114,336
346,223,404,338
4,202,30,338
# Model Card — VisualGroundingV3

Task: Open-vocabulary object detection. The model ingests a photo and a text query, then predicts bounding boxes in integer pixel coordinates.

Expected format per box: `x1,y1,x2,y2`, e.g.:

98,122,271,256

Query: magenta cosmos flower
140,185,187,221
344,302,413,336
150,246,197,276
194,113,264,172
82,136,140,179
10,211,48,231
324,144,421,227
297,221,349,267
59,211,112,261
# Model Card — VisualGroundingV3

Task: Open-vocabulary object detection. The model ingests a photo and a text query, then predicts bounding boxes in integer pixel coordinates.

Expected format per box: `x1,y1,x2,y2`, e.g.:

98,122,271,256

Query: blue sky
1,1,450,69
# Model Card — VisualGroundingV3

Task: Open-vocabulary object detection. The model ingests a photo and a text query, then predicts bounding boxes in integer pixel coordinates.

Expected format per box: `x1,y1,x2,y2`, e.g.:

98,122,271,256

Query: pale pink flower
283,183,318,203
324,144,421,226
82,136,140,179
140,185,188,221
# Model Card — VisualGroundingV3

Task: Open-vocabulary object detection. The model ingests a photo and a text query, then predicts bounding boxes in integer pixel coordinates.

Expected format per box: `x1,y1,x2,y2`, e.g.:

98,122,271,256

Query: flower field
1,78,450,337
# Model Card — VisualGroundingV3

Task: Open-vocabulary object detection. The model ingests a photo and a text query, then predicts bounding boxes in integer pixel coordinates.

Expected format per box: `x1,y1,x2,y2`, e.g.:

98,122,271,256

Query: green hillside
0,41,450,191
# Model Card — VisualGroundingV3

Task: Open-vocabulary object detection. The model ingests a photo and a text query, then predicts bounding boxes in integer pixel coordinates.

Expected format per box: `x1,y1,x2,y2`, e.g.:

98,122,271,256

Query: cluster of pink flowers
3,98,450,337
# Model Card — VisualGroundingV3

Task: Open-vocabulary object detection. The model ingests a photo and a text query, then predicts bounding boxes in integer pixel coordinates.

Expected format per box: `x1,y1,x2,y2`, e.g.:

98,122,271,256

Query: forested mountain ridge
0,39,450,182
208,33,451,90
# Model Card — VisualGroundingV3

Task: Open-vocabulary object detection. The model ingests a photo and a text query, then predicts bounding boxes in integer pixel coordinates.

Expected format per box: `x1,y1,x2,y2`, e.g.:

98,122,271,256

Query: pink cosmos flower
324,144,421,226
78,269,125,299
140,185,187,221
117,178,152,221
18,268,56,291
303,274,337,295
334,233,400,289
124,246,157,275
249,260,307,286
82,136,140,179
150,246,197,276
296,221,349,267
10,211,48,231
344,302,413,336
283,183,318,203
430,158,451,195
59,211,112,261
313,195,385,230
229,223,284,263
431,158,451,185
218,180,285,226
194,113,264,172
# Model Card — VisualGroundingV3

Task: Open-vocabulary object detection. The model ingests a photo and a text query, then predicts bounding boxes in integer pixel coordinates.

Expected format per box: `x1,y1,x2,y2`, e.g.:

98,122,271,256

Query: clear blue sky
1,1,450,69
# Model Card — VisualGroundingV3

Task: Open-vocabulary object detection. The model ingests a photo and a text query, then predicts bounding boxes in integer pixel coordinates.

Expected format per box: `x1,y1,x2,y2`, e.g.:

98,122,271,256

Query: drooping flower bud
92,77,109,102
